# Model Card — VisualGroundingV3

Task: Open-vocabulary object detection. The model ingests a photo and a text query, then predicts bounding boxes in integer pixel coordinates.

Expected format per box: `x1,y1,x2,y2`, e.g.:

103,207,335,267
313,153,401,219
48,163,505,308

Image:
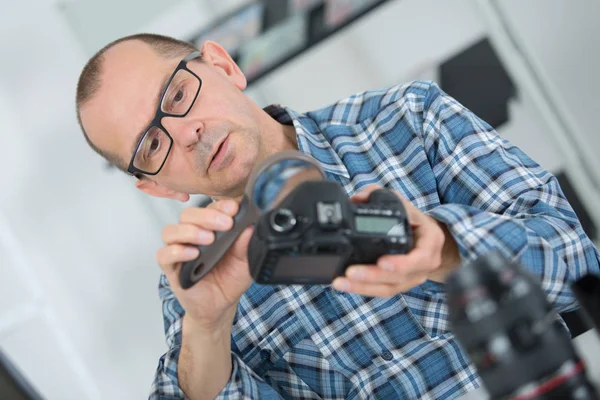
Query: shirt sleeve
215,354,283,400
149,273,186,399
149,274,283,400
417,81,600,313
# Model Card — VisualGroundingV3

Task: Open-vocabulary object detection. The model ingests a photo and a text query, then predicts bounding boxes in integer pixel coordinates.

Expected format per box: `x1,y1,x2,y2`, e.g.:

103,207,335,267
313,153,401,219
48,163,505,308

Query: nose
163,117,203,149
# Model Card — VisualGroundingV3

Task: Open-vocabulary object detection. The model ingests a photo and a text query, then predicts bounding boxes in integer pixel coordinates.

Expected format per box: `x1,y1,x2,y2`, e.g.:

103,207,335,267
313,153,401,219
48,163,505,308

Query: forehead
80,41,178,162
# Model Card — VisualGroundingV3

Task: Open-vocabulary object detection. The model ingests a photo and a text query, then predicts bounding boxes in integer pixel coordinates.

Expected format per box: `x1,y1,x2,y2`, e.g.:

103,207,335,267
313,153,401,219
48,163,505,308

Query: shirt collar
264,104,350,179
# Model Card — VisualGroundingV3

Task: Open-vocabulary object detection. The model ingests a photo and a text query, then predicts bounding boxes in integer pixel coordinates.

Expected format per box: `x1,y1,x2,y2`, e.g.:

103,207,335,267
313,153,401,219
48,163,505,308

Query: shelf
186,0,392,86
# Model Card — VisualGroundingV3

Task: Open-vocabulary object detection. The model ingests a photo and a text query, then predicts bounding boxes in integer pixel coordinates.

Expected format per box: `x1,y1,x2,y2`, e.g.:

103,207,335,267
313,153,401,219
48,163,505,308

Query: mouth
208,134,230,171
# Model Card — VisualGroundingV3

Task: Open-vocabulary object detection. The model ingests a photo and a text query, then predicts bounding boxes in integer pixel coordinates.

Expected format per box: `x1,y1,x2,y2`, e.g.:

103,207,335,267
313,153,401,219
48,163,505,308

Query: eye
142,129,163,160
164,86,187,114
149,137,160,153
173,89,184,103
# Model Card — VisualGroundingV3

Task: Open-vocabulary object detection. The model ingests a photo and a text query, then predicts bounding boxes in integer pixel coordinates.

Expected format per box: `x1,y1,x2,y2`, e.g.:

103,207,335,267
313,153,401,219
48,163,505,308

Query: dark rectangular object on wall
440,37,516,129
260,0,290,30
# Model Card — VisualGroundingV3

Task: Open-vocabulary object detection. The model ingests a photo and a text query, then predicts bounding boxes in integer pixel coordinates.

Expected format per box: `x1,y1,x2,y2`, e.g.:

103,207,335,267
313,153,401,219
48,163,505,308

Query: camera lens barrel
447,252,599,400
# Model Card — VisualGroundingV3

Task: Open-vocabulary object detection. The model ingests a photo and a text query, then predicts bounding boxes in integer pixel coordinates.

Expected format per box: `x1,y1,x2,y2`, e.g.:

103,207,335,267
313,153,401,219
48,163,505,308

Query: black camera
447,252,600,400
178,150,412,289
247,180,412,285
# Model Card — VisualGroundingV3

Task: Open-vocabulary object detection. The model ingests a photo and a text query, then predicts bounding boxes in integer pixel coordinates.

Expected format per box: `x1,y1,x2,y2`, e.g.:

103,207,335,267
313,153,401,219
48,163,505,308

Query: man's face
80,40,263,199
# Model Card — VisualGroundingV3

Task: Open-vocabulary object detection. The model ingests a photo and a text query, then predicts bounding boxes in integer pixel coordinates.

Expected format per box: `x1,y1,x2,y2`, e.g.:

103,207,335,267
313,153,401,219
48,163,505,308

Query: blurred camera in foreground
447,252,599,400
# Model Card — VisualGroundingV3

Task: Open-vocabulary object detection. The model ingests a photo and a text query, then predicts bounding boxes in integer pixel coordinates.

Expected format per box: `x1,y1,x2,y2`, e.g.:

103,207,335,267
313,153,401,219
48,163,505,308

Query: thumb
229,225,255,263
350,184,383,203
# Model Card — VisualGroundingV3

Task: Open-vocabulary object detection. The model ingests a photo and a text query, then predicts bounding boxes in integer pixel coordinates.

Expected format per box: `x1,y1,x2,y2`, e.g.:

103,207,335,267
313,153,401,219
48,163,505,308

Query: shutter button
381,350,394,361
260,349,271,361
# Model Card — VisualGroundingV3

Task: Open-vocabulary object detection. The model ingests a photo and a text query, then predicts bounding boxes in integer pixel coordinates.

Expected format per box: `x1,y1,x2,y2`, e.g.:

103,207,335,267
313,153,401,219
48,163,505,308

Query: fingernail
379,261,395,271
223,200,237,214
217,214,232,228
183,247,198,257
334,279,351,292
198,230,213,242
347,268,365,280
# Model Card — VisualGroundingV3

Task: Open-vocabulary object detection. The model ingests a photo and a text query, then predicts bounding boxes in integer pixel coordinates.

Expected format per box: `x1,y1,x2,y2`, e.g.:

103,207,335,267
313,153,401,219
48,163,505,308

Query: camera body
248,180,413,285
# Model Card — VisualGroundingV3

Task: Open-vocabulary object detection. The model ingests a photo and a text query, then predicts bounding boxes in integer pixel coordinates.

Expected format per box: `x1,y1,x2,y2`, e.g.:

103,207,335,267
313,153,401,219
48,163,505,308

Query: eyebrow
129,71,172,158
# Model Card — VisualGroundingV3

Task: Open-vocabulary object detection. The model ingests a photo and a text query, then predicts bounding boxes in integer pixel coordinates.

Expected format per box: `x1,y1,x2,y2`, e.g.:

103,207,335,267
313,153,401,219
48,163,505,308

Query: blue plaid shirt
150,81,600,399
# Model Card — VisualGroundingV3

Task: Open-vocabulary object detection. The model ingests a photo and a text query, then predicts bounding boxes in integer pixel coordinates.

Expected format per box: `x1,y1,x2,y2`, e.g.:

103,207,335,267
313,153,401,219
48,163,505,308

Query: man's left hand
332,185,461,298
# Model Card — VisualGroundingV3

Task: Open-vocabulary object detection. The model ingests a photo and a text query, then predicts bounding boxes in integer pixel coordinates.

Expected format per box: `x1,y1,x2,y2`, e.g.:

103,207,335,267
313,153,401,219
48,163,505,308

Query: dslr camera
248,180,413,285
178,151,412,289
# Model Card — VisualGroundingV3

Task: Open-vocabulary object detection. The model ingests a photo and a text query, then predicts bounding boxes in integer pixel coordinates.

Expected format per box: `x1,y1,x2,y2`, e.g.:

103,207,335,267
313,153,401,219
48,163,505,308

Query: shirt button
260,349,271,361
381,350,394,361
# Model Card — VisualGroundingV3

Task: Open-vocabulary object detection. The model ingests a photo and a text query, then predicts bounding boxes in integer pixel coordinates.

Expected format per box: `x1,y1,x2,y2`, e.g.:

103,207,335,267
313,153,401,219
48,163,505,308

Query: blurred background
0,0,599,398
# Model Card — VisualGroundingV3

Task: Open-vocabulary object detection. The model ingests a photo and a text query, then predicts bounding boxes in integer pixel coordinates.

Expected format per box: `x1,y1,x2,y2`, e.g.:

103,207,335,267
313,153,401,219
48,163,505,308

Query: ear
135,178,190,202
201,40,247,90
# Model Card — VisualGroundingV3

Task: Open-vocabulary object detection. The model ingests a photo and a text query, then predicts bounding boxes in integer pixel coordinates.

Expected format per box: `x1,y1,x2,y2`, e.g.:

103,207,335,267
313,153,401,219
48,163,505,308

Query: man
76,33,600,399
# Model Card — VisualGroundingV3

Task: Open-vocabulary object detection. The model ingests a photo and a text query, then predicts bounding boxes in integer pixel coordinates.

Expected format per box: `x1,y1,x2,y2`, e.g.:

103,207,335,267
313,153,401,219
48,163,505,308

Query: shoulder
306,80,439,126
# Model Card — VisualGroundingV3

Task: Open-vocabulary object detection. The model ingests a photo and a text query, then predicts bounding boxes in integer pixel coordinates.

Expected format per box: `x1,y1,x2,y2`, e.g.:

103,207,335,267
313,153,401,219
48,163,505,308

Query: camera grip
179,196,253,289
367,189,402,205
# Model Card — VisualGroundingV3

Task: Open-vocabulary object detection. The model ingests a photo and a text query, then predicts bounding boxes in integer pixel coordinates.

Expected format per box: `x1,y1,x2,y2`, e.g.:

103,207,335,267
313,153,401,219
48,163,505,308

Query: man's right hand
156,199,253,330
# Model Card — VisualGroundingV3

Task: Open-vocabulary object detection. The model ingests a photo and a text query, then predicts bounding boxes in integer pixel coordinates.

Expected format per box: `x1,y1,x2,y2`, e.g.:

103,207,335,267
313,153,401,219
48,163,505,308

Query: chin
227,156,256,189
215,145,258,196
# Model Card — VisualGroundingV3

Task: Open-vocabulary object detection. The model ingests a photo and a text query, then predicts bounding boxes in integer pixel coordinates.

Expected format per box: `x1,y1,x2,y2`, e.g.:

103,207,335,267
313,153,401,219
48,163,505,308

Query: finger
377,224,444,275
344,264,421,285
228,226,255,263
349,184,384,202
161,224,215,246
179,207,234,231
206,199,239,216
376,252,437,277
332,276,426,298
156,244,200,273
402,201,427,226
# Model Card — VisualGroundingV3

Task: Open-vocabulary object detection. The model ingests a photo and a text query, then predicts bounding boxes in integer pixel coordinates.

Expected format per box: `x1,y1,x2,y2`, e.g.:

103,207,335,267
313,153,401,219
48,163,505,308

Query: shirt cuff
427,203,528,263
216,353,281,400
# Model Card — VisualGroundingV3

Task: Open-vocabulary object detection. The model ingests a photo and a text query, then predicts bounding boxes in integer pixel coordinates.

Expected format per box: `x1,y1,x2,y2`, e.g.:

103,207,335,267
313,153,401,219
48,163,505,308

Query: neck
267,122,298,156
258,110,298,160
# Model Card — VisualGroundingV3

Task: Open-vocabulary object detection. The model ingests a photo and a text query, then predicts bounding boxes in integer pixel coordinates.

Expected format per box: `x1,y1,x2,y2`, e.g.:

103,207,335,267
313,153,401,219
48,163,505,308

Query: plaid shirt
150,81,600,399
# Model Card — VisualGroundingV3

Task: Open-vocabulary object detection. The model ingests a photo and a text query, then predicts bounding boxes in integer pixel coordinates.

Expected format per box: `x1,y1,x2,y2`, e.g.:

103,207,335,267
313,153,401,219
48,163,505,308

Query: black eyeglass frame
126,51,203,176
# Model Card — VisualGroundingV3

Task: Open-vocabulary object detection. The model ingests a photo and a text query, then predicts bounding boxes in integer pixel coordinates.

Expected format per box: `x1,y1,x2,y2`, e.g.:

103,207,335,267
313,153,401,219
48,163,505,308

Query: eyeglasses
127,51,202,176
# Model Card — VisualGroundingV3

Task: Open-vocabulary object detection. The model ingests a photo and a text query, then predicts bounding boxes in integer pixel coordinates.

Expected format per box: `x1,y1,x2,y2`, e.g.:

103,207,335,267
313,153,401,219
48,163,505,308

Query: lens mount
270,208,297,233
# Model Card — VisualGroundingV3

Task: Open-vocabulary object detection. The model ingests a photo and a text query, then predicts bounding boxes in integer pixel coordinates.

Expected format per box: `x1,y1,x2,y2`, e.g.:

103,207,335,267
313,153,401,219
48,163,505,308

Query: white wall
0,0,598,399
495,0,600,175
0,216,100,399
0,0,182,398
